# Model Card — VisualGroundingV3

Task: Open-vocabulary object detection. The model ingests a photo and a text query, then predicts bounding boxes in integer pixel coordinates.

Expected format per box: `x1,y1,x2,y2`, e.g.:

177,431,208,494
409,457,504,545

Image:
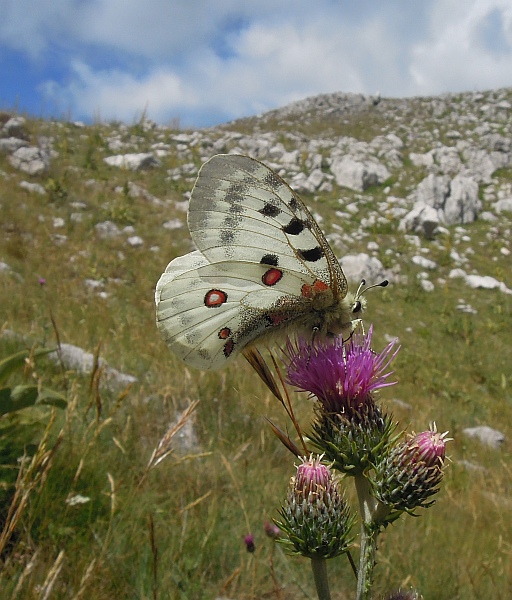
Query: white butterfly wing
156,255,316,370
188,154,348,294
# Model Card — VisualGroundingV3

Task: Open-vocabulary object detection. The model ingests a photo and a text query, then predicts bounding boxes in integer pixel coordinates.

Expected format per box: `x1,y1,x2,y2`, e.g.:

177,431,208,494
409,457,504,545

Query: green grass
0,108,511,599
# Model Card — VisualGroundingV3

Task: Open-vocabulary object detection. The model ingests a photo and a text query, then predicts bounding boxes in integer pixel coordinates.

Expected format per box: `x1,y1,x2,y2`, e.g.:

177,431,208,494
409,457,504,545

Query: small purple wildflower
263,521,281,540
283,325,400,414
243,534,255,553
38,277,46,286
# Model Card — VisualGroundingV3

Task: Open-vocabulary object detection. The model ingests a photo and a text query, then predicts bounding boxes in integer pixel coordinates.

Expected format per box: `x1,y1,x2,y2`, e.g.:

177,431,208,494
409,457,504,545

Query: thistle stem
310,557,331,600
354,475,380,600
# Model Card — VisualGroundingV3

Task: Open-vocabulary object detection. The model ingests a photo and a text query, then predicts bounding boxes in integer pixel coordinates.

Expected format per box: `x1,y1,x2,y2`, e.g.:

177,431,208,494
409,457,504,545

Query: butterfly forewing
188,154,348,297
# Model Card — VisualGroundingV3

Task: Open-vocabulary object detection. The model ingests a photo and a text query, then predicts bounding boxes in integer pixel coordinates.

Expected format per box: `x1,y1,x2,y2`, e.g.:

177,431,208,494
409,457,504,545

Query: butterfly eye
352,300,363,314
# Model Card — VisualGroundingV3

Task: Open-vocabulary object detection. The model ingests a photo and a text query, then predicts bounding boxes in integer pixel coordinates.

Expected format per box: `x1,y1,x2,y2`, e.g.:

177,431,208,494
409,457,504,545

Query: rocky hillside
1,87,512,308
4,88,511,295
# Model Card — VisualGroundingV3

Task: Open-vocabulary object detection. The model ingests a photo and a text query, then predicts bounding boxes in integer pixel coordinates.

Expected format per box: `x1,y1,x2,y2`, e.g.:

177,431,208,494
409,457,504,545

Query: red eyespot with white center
204,289,228,307
262,268,283,286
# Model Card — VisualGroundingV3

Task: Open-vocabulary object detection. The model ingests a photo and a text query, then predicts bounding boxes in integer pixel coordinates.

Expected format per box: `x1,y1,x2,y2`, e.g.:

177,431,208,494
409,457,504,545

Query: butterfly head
349,278,389,323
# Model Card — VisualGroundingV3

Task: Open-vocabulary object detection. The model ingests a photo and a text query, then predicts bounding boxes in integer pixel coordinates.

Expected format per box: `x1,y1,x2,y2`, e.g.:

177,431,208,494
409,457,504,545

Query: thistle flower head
284,325,399,416
295,455,333,493
409,424,450,467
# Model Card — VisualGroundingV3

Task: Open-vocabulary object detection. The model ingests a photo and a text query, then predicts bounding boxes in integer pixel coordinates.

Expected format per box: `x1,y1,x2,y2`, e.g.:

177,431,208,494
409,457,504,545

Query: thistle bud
373,424,451,513
295,458,332,492
412,428,447,466
264,521,281,540
276,455,355,559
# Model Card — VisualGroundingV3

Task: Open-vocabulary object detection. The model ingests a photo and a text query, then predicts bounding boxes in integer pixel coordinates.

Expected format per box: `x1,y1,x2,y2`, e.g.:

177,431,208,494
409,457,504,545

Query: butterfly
155,154,385,370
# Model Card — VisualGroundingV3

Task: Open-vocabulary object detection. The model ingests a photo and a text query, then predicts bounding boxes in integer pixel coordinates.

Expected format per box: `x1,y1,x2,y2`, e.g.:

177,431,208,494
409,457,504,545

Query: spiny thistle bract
372,424,450,513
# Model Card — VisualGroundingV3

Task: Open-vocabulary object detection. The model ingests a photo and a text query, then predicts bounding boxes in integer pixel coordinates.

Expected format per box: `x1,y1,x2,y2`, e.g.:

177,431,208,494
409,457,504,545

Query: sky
1,0,511,129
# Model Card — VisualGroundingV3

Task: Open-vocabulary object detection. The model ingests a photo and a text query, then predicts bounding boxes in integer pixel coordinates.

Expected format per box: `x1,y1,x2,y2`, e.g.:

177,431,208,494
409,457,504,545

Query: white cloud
0,0,74,56
3,0,512,126
40,61,198,124
409,0,512,94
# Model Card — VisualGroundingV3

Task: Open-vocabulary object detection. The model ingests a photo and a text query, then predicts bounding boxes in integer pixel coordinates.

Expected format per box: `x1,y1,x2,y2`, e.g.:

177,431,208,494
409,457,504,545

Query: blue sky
1,0,511,128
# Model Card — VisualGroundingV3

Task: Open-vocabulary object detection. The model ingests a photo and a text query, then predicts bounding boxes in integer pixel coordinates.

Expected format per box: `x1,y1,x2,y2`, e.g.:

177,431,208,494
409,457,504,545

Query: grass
0,104,511,599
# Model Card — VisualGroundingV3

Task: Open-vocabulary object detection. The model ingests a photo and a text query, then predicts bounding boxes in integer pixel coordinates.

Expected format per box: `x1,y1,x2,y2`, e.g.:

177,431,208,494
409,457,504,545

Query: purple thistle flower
283,325,400,415
295,455,334,495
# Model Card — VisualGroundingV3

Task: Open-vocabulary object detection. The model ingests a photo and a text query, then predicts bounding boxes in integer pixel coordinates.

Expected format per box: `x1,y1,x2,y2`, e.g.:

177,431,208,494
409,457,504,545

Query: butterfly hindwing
156,254,318,370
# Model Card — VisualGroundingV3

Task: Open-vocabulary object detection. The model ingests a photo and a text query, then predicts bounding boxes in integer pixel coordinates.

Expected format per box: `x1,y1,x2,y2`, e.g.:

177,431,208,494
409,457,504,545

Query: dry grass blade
148,514,158,600
0,414,62,556
139,399,200,487
262,416,302,457
220,453,251,533
87,341,104,420
71,559,97,600
245,347,309,455
38,549,65,600
179,490,213,514
9,549,40,599
243,347,285,403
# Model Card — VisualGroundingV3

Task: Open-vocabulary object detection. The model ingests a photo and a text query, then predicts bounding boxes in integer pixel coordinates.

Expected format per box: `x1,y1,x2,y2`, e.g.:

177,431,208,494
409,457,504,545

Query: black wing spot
264,172,282,189
283,217,305,235
220,229,236,244
297,246,324,262
288,197,300,211
260,254,279,266
259,203,281,218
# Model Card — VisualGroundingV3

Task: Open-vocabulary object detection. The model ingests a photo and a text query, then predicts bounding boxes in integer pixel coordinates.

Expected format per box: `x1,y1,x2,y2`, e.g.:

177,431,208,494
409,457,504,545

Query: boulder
104,153,161,170
330,156,390,192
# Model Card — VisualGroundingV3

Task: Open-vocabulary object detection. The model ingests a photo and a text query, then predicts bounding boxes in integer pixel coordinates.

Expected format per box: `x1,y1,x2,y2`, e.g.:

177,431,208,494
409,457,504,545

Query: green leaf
0,348,55,385
0,385,67,415
37,388,67,409
0,385,38,415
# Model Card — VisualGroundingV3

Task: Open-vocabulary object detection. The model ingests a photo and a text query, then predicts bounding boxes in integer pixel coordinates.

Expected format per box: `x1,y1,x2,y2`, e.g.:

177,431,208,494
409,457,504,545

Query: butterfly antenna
355,278,388,300
354,278,366,301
